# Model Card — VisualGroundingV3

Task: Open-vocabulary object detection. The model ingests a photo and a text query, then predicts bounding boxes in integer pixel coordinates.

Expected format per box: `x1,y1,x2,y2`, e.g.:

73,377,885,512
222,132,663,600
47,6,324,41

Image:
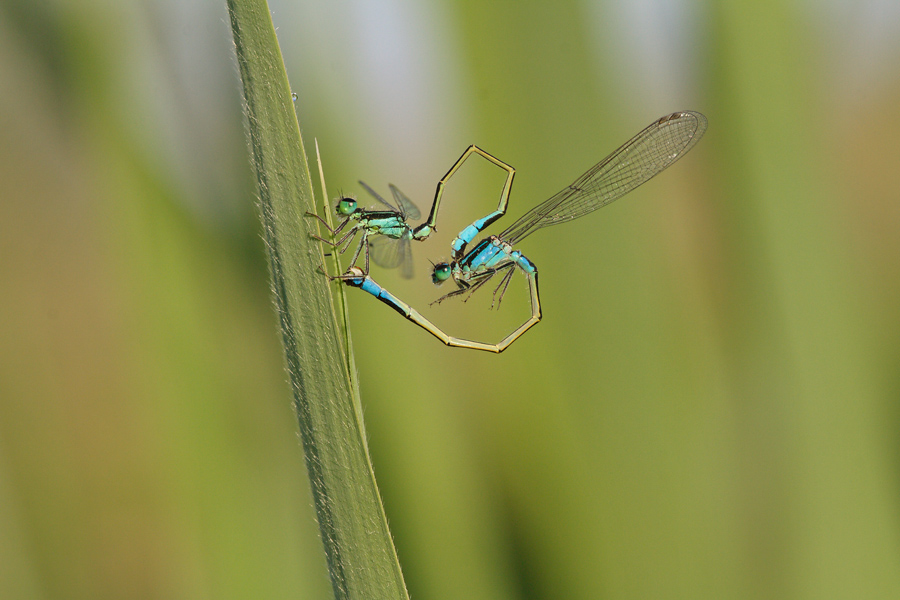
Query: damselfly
345,111,707,353
307,182,423,279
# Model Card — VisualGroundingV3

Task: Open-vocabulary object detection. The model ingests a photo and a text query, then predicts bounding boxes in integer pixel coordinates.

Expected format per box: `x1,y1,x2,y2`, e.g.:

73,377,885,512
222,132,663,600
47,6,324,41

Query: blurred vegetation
1,0,899,599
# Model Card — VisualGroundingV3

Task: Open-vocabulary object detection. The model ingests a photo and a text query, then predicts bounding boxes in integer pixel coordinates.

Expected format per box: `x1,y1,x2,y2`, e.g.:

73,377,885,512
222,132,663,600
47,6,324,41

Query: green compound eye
337,198,357,215
431,262,452,284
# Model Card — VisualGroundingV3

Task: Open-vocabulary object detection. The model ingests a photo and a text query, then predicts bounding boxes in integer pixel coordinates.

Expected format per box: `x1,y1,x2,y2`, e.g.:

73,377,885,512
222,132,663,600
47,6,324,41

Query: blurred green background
2,0,900,598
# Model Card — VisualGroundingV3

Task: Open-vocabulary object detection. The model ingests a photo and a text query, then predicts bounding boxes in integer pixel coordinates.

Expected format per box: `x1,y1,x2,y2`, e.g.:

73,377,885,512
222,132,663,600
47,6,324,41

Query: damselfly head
431,261,452,285
336,197,358,216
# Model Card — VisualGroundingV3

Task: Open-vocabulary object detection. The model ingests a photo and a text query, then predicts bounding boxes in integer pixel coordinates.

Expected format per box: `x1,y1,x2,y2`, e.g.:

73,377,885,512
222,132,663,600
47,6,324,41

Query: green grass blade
225,1,409,599
312,141,366,434
312,142,358,386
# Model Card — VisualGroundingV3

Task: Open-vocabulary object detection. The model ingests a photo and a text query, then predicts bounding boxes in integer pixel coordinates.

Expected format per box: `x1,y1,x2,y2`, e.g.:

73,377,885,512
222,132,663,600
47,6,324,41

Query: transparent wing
358,180,401,214
388,184,421,221
368,234,414,278
500,111,707,244
398,236,414,279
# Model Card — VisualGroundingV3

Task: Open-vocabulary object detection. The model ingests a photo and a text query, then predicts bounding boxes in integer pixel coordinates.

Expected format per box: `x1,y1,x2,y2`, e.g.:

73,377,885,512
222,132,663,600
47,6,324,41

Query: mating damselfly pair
307,111,707,353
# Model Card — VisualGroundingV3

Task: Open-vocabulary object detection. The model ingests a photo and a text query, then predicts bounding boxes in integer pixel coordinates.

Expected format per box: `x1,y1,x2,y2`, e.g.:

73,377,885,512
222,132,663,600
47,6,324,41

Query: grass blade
226,1,409,598
313,140,363,417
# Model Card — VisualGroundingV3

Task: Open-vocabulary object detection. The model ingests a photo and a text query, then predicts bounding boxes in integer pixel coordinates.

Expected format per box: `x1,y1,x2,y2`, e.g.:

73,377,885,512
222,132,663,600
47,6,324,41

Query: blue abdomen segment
354,276,408,317
451,210,505,253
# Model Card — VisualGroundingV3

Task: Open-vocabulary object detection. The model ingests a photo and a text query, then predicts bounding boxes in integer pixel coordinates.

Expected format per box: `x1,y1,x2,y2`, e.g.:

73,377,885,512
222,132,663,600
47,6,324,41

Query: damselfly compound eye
336,197,357,215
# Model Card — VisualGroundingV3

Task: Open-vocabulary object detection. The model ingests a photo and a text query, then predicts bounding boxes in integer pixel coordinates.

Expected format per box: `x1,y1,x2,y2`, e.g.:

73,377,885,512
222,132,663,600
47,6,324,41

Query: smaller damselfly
307,182,424,279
